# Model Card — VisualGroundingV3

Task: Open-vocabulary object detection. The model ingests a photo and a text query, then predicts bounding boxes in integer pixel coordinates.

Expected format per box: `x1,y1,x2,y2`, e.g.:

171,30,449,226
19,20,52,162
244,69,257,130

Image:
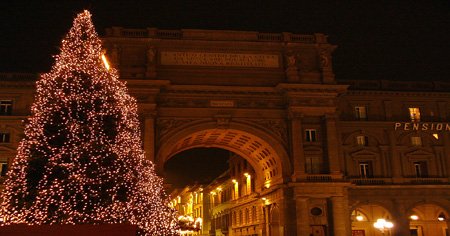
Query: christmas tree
0,10,178,235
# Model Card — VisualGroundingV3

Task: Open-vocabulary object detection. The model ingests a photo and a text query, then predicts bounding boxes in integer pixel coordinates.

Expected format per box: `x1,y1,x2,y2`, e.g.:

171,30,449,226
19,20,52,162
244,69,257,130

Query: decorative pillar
281,188,297,236
289,111,306,180
143,113,156,163
392,201,411,236
331,196,350,236
263,205,270,236
296,197,310,236
443,133,450,182
388,131,403,182
325,114,341,176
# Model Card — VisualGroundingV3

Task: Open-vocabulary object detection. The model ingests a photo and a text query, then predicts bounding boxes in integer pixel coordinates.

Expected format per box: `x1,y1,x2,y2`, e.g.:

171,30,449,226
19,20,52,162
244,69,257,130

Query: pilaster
296,197,310,236
289,111,306,181
325,114,341,176
331,196,350,236
389,131,403,182
143,112,156,163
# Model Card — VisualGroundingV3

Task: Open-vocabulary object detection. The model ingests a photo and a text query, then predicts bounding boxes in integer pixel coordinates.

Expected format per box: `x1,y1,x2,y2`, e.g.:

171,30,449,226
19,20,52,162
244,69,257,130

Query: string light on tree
0,10,178,235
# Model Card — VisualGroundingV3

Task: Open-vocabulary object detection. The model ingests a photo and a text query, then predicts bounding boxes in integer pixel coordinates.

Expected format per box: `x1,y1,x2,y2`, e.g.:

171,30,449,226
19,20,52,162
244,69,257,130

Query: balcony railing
306,175,333,182
350,178,391,185
105,27,321,43
408,177,447,184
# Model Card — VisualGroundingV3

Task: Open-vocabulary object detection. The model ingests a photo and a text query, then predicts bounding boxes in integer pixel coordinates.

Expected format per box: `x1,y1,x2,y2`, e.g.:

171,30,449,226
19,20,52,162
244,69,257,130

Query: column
289,111,306,180
296,197,310,236
325,114,341,175
263,205,270,236
443,133,450,182
281,188,297,236
392,201,411,236
143,114,155,163
331,196,350,236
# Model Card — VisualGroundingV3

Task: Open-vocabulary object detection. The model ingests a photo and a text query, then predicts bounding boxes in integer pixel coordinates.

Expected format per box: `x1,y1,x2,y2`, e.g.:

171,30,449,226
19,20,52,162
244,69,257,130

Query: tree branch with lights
0,10,178,236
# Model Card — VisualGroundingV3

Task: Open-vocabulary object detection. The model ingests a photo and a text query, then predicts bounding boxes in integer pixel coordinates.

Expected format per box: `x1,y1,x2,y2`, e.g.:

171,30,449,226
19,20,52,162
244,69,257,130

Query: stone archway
156,121,291,190
351,204,394,236
408,203,449,236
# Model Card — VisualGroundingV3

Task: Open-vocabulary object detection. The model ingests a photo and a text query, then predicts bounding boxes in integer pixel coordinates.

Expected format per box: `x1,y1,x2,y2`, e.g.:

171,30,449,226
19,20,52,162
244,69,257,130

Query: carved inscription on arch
160,51,280,68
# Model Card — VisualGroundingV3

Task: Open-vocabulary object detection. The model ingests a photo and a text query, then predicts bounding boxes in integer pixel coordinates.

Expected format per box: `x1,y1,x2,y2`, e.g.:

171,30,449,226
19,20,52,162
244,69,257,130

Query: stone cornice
339,79,450,92
104,27,326,44
344,90,450,97
276,83,349,95
0,81,36,88
162,84,280,95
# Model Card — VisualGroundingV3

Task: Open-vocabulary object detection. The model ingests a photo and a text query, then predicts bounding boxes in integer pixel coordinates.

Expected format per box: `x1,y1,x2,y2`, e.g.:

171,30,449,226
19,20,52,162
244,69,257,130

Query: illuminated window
359,161,373,178
411,136,422,146
356,135,369,146
0,162,7,176
0,133,10,143
305,129,317,142
413,161,428,177
409,107,421,122
0,100,13,115
354,106,367,120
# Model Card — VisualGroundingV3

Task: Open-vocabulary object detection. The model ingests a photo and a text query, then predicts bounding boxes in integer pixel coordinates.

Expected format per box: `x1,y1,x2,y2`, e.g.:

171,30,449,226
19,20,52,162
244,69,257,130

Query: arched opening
159,125,289,235
164,147,259,235
408,204,448,236
351,204,394,236
163,147,230,189
157,126,290,190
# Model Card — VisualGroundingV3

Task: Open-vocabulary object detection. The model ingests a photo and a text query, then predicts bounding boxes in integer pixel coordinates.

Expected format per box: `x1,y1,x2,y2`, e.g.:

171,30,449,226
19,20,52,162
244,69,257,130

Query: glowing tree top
0,10,178,235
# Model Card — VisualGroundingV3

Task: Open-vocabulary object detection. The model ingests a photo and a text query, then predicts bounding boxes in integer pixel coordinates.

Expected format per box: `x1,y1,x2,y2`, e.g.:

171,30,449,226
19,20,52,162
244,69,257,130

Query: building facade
1,27,450,236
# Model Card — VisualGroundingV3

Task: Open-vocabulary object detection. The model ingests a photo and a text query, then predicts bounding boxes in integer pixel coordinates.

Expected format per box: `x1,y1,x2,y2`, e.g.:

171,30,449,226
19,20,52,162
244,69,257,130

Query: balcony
407,177,448,185
350,178,391,185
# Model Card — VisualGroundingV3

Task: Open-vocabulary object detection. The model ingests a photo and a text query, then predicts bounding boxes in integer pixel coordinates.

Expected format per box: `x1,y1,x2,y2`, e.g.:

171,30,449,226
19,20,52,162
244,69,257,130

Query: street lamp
373,218,394,234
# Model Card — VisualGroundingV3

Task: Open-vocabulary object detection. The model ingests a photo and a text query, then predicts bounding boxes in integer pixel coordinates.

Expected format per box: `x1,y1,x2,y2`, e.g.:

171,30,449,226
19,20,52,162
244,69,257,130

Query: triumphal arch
101,28,349,235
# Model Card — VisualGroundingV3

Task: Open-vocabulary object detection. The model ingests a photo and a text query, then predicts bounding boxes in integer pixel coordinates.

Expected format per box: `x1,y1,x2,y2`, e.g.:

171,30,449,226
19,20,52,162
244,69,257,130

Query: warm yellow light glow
356,215,364,221
244,173,250,177
232,179,237,184
101,54,110,70
264,181,271,189
0,10,179,235
216,187,222,192
433,133,439,139
410,215,419,220
374,218,394,232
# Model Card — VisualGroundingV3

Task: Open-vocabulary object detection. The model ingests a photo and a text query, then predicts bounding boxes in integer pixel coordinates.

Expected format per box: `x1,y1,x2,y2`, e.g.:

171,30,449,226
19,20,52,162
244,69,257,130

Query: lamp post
373,218,394,235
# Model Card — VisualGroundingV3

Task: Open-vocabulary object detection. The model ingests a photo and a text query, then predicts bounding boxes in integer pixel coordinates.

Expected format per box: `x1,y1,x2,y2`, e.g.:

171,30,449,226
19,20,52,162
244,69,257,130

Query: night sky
1,1,449,81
